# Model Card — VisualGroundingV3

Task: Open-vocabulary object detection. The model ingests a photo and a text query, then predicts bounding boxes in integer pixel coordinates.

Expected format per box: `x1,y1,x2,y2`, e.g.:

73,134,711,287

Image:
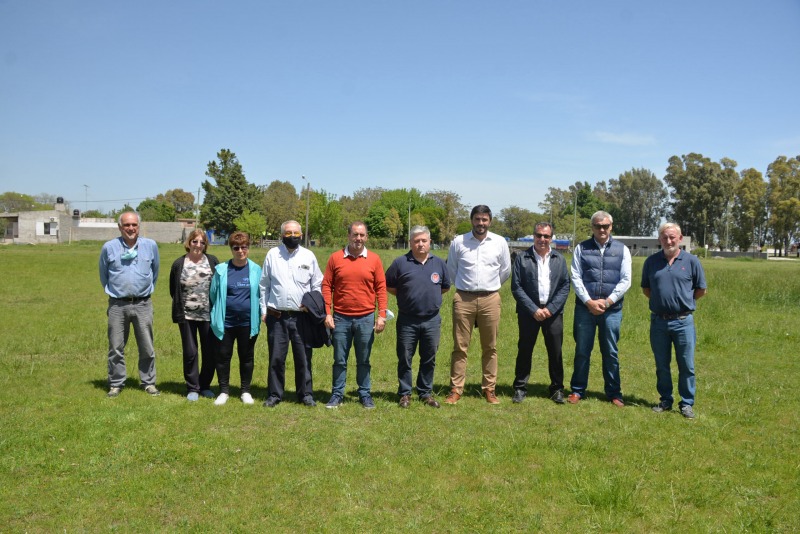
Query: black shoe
262,396,281,408
550,390,565,404
652,400,672,413
512,389,526,404
360,395,376,409
302,395,316,407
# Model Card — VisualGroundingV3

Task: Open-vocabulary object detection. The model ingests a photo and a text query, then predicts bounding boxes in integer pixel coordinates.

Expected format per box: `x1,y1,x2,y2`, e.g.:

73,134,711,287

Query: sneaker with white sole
187,392,199,402
144,385,160,396
107,387,122,398
214,393,230,406
241,392,254,405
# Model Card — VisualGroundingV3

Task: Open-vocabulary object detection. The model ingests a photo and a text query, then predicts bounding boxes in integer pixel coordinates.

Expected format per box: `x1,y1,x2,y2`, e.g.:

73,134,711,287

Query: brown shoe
485,389,500,405
444,389,461,405
611,397,625,408
567,393,581,404
398,395,411,408
421,395,440,408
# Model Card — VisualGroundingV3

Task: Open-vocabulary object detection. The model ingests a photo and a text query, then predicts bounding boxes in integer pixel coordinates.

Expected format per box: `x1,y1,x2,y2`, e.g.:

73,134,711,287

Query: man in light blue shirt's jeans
99,211,160,398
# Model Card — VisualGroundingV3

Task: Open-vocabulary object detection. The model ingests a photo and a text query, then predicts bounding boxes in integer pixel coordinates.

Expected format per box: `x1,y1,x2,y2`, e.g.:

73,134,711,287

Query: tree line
3,149,798,254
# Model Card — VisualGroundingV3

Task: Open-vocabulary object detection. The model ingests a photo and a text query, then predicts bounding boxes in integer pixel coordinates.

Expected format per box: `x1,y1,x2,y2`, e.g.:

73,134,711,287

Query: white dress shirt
447,231,511,292
535,247,551,305
259,244,323,314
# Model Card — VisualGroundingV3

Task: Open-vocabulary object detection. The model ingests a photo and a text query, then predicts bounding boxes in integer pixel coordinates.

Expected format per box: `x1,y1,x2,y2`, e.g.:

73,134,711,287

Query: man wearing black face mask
259,220,323,407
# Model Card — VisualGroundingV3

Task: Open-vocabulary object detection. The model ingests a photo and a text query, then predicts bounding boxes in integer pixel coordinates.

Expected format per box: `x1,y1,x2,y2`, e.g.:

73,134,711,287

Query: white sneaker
214,393,229,406
241,392,254,405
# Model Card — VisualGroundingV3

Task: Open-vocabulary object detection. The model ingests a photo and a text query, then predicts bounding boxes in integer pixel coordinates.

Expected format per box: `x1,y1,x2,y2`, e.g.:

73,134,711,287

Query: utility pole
303,176,310,247
83,184,89,215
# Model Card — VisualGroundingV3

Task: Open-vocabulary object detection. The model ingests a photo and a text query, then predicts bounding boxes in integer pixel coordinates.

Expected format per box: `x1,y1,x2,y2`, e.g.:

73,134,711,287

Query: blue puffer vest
575,237,625,310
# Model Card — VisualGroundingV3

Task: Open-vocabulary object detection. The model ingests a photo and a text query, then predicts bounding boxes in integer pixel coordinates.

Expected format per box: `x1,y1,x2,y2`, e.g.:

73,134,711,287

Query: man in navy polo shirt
385,225,451,408
642,222,707,419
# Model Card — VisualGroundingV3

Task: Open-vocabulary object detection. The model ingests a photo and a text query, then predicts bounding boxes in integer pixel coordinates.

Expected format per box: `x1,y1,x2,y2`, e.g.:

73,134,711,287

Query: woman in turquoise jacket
210,231,262,406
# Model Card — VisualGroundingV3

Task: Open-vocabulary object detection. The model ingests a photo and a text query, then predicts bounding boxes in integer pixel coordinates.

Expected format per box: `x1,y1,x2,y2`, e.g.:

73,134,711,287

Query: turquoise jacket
210,259,262,340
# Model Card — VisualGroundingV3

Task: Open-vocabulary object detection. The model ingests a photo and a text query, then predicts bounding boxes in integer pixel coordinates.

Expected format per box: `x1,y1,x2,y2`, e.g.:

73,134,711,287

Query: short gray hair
591,211,613,225
410,225,430,239
117,211,141,225
281,220,302,234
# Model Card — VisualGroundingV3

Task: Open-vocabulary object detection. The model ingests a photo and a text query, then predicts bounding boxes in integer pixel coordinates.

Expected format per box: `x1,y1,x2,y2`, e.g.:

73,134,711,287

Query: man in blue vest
568,211,632,407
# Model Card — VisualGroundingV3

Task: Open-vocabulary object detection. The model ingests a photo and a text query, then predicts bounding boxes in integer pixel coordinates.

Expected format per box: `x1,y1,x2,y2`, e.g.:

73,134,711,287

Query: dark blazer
169,254,220,323
299,290,331,348
511,247,570,317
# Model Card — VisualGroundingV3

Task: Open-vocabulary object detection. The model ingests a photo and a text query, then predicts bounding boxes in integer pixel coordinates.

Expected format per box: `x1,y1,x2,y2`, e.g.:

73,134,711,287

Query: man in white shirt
259,220,323,407
445,205,511,405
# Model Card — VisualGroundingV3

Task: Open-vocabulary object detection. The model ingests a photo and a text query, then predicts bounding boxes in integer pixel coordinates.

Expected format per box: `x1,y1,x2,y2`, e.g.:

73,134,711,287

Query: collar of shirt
343,246,368,259
534,247,551,262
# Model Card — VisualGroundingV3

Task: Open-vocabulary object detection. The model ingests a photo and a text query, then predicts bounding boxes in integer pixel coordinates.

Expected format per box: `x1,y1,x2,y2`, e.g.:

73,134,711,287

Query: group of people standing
98,205,706,418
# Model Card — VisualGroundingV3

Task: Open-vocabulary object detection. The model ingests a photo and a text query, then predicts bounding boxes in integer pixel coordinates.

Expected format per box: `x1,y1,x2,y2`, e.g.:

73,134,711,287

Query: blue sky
2,0,799,216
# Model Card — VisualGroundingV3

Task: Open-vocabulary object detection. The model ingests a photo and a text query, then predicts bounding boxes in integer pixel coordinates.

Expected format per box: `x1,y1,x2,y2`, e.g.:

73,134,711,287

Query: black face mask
282,236,302,249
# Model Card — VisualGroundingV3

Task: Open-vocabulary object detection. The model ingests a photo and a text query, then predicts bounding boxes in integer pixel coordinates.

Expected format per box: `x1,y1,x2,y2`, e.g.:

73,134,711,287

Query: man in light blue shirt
99,211,160,398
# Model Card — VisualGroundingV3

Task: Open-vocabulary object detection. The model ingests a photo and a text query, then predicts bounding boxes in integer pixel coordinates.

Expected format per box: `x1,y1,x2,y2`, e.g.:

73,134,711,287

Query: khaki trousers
450,290,501,393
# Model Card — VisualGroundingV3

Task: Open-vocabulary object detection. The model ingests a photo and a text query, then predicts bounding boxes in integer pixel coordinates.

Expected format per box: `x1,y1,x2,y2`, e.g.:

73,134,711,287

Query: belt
457,289,497,296
654,312,692,320
112,295,151,303
267,308,301,319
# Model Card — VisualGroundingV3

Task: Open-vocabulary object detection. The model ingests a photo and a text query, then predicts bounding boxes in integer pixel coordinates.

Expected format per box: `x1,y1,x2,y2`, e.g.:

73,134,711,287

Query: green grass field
1,242,798,532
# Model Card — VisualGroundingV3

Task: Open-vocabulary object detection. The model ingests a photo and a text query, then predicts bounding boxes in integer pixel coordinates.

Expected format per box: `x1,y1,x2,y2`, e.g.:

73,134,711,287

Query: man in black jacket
510,222,571,404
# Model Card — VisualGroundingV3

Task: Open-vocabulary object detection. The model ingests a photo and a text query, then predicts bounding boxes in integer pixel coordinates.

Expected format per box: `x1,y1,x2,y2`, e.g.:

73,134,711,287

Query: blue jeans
397,313,441,398
650,313,696,407
331,313,375,399
570,304,623,399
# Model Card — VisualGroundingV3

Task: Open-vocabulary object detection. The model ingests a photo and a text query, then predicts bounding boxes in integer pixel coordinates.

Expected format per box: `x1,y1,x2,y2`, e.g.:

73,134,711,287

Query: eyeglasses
283,231,302,237
534,233,552,239
592,223,611,230
231,245,249,251
190,240,205,245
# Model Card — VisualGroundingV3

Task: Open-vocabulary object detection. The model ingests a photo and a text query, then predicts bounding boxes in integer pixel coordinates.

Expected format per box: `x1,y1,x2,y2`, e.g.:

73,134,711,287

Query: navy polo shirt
641,250,706,314
385,251,451,317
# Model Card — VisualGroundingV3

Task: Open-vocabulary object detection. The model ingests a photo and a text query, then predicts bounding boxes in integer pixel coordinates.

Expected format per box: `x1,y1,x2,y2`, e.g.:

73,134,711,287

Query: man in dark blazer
510,222,571,404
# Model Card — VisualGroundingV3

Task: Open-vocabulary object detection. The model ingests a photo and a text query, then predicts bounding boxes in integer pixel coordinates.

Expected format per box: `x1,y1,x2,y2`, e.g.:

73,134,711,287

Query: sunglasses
190,240,205,245
534,233,552,239
592,224,611,230
231,245,249,251
283,231,302,237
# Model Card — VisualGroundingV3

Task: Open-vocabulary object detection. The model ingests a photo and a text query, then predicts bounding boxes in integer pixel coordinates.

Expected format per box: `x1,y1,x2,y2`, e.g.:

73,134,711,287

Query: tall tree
766,155,800,256
259,180,301,237
136,198,176,222
200,149,261,235
155,189,195,217
233,210,267,242
732,168,767,252
664,153,738,247
606,168,668,236
0,192,50,212
499,206,539,238
425,189,467,243
308,189,345,247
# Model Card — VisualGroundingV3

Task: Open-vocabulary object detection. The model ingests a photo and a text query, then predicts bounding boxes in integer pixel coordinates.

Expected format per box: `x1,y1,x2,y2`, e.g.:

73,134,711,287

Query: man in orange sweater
322,221,388,409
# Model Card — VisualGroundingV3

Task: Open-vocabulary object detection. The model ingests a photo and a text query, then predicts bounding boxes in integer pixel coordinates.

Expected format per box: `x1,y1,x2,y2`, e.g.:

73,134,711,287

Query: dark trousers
396,313,441,398
266,314,313,401
513,312,564,395
177,320,216,393
214,326,258,394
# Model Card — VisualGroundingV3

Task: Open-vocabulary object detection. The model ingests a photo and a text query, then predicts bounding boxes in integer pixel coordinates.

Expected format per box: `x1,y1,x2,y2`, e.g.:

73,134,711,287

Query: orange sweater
322,249,387,318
